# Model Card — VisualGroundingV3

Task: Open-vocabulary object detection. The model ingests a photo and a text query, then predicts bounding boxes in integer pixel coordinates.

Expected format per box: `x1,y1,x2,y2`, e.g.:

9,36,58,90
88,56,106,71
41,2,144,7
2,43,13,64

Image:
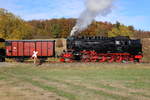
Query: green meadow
0,63,150,100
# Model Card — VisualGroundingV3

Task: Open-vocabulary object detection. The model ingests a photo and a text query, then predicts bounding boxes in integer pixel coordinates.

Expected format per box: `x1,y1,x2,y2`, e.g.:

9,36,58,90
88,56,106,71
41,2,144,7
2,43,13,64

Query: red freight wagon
5,40,55,61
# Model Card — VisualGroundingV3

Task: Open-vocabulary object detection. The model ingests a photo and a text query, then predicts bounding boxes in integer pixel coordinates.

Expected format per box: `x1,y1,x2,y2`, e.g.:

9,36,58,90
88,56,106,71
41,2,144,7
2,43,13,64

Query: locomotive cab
0,38,5,62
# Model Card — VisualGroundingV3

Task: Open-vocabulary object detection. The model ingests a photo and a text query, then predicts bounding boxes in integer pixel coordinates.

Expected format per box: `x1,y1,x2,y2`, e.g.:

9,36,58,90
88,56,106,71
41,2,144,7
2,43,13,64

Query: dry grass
0,63,150,100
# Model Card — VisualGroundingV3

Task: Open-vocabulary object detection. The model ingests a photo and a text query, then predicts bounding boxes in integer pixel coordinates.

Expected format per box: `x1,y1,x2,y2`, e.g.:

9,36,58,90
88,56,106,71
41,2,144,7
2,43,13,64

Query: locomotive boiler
60,36,143,62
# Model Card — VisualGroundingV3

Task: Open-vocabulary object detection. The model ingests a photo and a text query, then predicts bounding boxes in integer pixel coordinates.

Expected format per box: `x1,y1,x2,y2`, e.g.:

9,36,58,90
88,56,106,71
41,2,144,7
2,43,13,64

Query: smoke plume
70,0,115,36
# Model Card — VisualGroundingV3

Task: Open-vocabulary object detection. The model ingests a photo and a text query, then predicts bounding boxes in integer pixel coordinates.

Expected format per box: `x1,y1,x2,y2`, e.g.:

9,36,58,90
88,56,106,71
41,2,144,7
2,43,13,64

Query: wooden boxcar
5,40,55,62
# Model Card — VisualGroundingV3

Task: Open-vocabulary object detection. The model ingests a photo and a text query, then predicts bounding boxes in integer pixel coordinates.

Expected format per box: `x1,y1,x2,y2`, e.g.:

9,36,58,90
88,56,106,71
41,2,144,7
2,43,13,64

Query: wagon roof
5,40,55,42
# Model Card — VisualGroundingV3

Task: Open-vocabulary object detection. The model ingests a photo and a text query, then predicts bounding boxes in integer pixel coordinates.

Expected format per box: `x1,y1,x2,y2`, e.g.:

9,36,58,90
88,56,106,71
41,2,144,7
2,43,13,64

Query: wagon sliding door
24,42,35,57
36,41,54,57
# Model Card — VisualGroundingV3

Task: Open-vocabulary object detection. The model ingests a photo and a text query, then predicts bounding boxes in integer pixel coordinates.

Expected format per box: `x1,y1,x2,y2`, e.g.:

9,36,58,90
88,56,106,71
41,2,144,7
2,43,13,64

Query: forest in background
0,8,150,40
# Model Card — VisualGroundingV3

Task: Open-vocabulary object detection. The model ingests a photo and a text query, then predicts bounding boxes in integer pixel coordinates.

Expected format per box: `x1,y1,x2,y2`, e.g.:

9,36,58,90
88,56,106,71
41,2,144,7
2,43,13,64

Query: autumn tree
50,24,61,38
1,8,150,39
0,8,33,39
108,22,134,37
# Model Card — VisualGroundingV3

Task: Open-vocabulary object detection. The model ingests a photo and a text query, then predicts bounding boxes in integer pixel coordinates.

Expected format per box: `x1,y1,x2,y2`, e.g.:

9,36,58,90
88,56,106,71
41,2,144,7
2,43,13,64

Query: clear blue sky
0,0,150,31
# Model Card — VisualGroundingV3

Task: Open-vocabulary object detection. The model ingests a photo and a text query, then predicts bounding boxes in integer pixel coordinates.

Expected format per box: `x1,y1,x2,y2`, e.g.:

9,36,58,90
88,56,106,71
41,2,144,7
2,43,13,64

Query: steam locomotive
0,36,143,63
60,36,143,62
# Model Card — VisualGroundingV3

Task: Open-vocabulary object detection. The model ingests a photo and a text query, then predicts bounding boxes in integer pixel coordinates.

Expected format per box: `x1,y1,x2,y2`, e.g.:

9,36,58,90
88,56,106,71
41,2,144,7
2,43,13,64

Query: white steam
70,0,115,36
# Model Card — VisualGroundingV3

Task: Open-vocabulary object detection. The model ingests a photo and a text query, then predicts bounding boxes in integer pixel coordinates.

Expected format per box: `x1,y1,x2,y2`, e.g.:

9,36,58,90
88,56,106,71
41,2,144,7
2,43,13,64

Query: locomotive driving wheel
81,58,90,62
91,56,98,62
90,51,98,62
115,56,123,63
81,54,90,62
99,56,107,63
108,56,115,63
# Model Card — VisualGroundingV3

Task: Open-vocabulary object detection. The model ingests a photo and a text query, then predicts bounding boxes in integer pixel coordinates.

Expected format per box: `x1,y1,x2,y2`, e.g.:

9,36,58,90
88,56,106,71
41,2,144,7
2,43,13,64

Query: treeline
0,8,150,40
0,8,34,39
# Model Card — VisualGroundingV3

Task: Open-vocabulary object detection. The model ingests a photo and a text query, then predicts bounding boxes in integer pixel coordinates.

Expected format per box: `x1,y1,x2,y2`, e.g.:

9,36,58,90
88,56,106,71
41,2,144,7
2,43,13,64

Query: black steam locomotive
60,36,143,62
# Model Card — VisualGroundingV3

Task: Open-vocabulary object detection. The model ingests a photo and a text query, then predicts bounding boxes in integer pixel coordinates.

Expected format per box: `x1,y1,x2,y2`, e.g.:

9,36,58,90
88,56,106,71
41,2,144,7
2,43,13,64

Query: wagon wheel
0,58,4,62
15,58,24,62
39,58,47,64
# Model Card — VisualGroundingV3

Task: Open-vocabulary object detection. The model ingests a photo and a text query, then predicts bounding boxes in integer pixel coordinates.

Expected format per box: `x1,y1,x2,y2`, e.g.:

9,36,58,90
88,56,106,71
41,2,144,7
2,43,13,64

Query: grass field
0,63,150,100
